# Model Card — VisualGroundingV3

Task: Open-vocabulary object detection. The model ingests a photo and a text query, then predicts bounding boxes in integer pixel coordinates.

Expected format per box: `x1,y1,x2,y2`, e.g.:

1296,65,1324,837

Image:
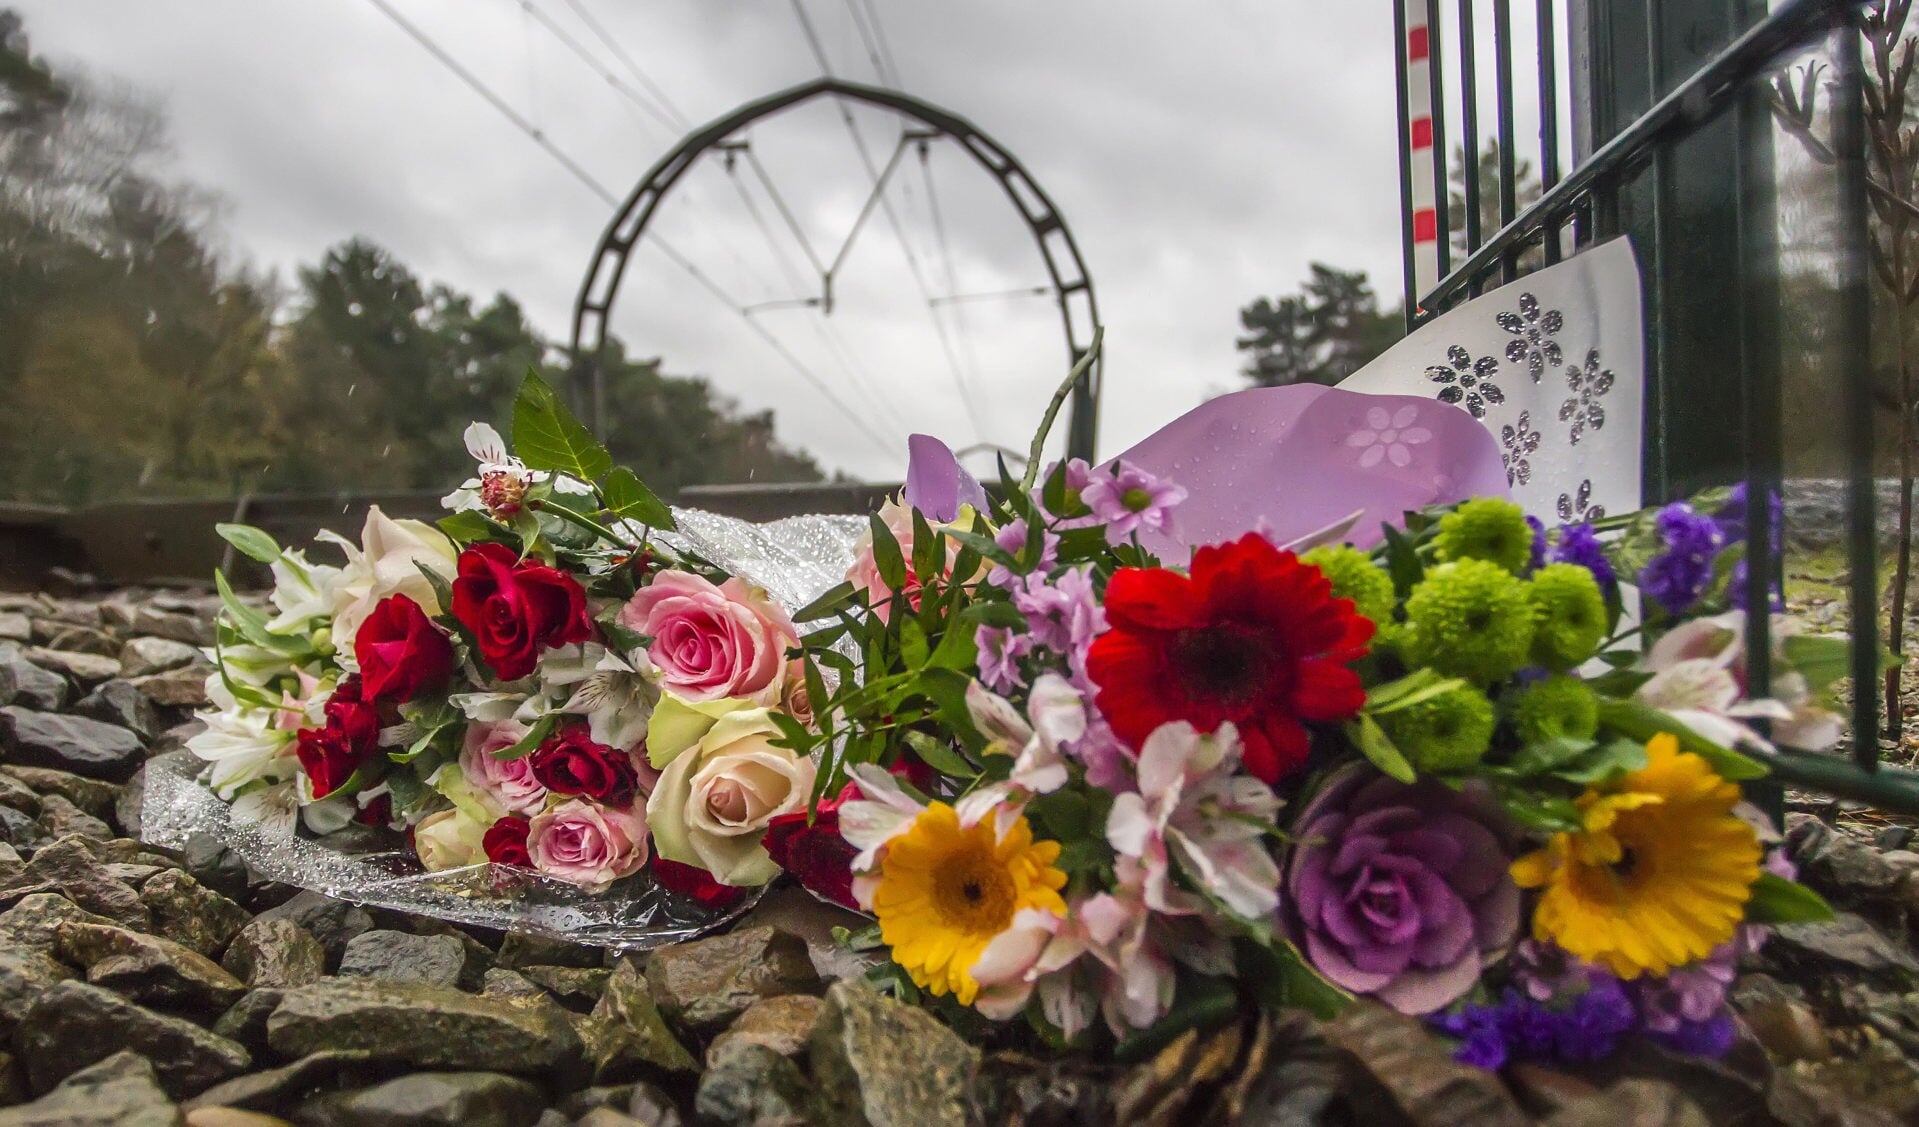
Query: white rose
413,807,493,872
647,707,815,886
325,505,459,662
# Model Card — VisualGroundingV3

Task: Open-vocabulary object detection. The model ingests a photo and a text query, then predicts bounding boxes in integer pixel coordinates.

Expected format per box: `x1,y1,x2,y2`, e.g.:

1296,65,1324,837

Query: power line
917,142,987,418
787,0,990,445
552,0,691,130
855,0,903,87
514,0,679,133
840,0,896,87
360,0,896,458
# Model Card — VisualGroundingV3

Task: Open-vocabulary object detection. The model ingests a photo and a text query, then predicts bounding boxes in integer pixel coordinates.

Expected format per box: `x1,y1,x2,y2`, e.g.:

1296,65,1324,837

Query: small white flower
230,782,299,835
266,549,345,634
1345,405,1434,469
187,687,296,801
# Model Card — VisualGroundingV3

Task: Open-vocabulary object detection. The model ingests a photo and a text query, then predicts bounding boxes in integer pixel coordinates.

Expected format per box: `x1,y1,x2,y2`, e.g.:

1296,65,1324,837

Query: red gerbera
1084,533,1374,783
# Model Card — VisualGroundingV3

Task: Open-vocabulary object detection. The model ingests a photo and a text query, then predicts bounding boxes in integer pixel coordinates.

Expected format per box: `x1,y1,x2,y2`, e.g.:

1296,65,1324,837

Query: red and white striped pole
1403,0,1439,305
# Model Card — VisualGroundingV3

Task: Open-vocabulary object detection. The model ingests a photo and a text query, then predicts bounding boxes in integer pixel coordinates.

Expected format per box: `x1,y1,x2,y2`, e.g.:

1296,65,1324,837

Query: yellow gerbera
1510,733,1760,979
870,801,1068,1005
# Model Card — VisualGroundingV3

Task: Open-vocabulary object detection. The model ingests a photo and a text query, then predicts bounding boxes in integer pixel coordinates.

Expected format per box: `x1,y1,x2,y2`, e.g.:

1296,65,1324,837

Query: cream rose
413,807,493,872
327,506,459,660
647,707,815,886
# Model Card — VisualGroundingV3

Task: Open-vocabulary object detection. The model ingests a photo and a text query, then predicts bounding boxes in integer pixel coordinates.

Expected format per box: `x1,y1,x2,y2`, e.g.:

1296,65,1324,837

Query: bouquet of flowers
185,374,820,912
766,369,1847,1066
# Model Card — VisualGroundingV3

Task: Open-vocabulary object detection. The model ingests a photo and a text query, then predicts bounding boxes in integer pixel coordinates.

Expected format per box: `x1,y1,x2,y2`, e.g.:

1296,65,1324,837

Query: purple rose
1284,767,1520,1014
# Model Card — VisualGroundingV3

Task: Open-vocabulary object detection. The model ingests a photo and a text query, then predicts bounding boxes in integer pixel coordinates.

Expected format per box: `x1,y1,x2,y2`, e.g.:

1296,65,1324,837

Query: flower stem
1019,326,1105,498
536,497,630,548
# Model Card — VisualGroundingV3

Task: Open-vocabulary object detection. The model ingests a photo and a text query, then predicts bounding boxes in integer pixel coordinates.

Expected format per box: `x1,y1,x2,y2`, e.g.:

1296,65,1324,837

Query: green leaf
602,465,676,531
1494,788,1584,833
214,571,307,657
898,617,930,669
767,710,816,758
413,561,454,617
911,509,940,586
941,527,1017,570
795,581,860,624
1783,633,1892,698
927,618,980,672
384,769,430,816
216,523,281,564
1381,523,1424,597
1505,737,1598,776
1238,939,1351,1020
1366,670,1468,715
1744,871,1836,924
1348,714,1416,783
492,713,556,761
1595,698,1768,781
436,510,498,545
1112,974,1239,1064
512,370,612,481
903,730,979,780
1555,738,1649,784
868,513,908,593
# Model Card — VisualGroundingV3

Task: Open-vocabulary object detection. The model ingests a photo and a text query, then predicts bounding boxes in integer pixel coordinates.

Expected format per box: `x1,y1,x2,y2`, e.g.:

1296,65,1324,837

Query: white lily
265,549,344,634
187,683,296,800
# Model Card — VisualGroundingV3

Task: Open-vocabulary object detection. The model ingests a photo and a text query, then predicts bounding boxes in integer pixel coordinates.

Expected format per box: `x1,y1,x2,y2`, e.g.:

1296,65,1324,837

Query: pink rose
617,572,798,705
460,721,548,816
527,798,650,893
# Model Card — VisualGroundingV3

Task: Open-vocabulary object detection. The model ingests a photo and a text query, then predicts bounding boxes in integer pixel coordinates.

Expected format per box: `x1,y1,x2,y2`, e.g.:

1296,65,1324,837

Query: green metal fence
1394,0,1919,811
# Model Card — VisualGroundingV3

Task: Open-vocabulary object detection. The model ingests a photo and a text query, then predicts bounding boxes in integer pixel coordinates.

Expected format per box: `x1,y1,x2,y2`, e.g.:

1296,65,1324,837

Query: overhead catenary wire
552,0,692,131
360,0,897,458
787,0,991,445
841,0,897,88
513,0,679,133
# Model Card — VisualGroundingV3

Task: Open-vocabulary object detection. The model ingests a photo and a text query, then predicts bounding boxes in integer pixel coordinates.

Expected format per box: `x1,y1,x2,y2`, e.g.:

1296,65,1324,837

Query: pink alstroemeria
1637,611,1842,752
1080,861,1180,1033
968,907,1092,1031
953,674,1085,835
1104,720,1282,921
836,764,929,910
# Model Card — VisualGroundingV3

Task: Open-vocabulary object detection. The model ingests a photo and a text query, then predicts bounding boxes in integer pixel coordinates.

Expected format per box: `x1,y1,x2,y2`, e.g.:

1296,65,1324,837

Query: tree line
0,12,823,509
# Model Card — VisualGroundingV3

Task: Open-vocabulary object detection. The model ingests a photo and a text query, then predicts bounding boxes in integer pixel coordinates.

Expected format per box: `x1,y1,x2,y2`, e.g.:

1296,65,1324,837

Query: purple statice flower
976,625,1031,694
1631,946,1735,1042
1431,979,1637,1071
1551,522,1617,594
1079,460,1187,539
1526,516,1548,574
987,518,1060,589
1066,709,1135,792
1509,938,1610,1003
1718,485,1785,612
1011,566,1106,660
1638,502,1723,614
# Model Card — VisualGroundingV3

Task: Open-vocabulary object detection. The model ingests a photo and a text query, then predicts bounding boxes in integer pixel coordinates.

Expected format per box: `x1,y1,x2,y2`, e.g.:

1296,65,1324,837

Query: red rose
449,542,594,681
354,794,393,827
762,782,861,909
295,723,372,801
529,723,638,806
483,816,532,867
1085,533,1373,784
354,595,456,703
323,675,382,747
650,856,746,909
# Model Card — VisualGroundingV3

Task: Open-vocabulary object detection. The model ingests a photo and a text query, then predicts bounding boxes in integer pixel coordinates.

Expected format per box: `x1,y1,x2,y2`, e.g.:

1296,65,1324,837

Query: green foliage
1745,872,1835,924
513,371,613,482
1236,264,1403,388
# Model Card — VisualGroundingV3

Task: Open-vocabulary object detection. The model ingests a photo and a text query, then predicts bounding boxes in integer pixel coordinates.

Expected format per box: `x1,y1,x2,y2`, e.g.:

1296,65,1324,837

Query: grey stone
1543,1079,1711,1127
23,648,118,685
481,969,545,1000
0,808,46,853
4,767,120,821
131,609,214,649
493,932,603,970
22,837,148,929
807,980,978,1127
516,964,609,1006
0,1050,180,1127
625,1084,684,1127
118,638,202,680
580,960,696,1083
0,653,66,713
736,884,885,983
73,682,162,742
130,670,209,709
0,708,144,782
140,871,249,959
37,794,110,841
706,994,822,1066
54,921,246,1011
643,927,821,1036
254,892,370,966
0,893,117,956
696,1042,811,1127
179,835,249,903
336,930,468,988
1320,1001,1530,1127
291,1071,544,1127
1743,998,1833,1063
211,989,284,1057
180,1050,373,1115
15,980,250,1098
1771,911,1919,979
0,776,38,817
114,768,144,841
221,918,325,989
266,978,582,1074
0,948,70,1038
0,616,29,645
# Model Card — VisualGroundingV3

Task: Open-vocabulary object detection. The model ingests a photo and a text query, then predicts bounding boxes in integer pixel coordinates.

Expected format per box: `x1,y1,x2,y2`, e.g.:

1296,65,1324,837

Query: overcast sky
14,0,1410,482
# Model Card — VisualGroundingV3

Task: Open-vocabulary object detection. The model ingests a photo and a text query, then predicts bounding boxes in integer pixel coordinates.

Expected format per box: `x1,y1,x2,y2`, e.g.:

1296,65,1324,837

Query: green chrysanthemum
1403,559,1536,684
1433,497,1535,576
1528,562,1608,671
1302,544,1397,625
1508,674,1600,744
1378,684,1496,772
